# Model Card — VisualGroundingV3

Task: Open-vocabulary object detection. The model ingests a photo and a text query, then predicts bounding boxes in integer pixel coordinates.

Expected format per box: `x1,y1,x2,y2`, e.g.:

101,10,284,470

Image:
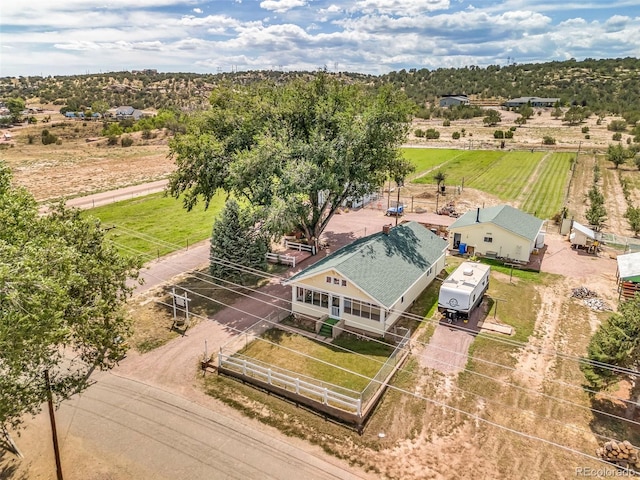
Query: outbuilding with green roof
285,221,447,336
448,205,544,262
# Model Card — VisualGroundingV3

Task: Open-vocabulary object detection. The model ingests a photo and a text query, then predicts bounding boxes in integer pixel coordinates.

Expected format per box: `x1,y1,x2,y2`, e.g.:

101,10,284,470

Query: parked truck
438,262,490,323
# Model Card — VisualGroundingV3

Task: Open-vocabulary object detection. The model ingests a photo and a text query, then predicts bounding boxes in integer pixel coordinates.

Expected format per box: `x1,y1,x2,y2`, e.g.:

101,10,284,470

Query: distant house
448,205,544,263
285,221,448,336
504,97,560,108
617,252,640,299
439,95,470,108
115,106,144,121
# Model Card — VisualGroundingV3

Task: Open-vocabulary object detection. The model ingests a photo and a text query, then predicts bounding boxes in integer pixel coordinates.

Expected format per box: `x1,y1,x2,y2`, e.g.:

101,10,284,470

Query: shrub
509,126,516,131
608,120,627,132
504,130,514,139
107,135,119,146
543,136,556,145
414,128,425,138
585,134,590,139
452,131,460,139
27,134,35,144
442,119,451,127
425,128,440,139
41,129,58,145
493,130,504,139
582,126,589,134
613,132,622,141
121,136,134,147
55,138,62,145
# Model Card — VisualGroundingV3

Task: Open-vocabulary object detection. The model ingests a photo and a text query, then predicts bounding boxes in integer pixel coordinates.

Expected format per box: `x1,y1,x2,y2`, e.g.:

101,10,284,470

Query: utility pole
45,370,64,480
395,180,403,226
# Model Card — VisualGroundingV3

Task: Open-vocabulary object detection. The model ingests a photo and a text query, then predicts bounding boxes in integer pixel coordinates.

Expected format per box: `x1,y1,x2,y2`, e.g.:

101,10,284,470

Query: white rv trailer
438,262,490,323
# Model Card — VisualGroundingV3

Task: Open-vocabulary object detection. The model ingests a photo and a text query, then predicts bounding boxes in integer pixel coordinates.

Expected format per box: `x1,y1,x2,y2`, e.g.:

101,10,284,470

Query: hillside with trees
1,58,639,122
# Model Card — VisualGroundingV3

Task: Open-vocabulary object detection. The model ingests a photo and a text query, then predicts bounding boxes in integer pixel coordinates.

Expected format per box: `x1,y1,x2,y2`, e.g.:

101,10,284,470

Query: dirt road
5,373,370,480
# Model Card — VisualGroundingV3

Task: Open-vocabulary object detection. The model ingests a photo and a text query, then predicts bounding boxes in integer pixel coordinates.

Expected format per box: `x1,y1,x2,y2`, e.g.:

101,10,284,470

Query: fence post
323,388,328,405
268,368,272,385
295,378,300,394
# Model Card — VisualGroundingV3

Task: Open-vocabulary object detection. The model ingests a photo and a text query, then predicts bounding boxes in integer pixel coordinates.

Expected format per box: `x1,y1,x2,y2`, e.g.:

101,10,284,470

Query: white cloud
260,0,306,13
193,7,203,14
353,0,450,16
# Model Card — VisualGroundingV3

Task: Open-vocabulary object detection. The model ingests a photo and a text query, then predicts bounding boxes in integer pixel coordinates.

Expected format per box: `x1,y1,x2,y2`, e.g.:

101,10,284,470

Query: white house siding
449,224,533,262
385,251,446,329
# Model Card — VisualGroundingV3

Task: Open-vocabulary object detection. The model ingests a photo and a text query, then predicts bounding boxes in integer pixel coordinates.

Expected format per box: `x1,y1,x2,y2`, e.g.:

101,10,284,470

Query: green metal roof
288,221,447,308
449,205,543,241
617,252,640,282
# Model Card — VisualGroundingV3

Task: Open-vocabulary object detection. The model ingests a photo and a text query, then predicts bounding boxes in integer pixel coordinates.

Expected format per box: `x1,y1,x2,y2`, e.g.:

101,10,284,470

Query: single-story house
439,95,470,108
504,97,560,108
617,252,640,299
448,205,544,263
115,106,144,121
569,221,602,251
285,221,448,336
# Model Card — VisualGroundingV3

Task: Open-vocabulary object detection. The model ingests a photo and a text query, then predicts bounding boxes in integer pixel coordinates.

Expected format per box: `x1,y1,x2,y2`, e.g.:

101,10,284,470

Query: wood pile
596,440,640,472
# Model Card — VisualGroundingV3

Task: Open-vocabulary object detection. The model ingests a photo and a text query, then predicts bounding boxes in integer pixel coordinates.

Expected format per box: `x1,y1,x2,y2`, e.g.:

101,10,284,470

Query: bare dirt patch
2,122,174,202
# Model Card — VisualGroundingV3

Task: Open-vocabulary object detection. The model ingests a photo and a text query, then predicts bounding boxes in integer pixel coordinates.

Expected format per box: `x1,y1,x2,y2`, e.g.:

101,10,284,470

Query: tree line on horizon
1,57,640,122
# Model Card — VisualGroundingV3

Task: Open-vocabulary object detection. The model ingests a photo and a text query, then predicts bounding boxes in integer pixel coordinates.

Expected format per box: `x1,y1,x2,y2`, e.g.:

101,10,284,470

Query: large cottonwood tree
0,162,140,437
168,75,414,245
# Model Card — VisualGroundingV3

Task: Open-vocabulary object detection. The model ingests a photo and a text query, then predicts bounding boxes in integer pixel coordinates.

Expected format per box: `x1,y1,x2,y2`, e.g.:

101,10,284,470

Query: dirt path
513,282,565,390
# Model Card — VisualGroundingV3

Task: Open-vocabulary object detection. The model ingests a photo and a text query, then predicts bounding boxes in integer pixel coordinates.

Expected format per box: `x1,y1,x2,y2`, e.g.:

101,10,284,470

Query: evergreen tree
209,199,268,284
582,295,640,417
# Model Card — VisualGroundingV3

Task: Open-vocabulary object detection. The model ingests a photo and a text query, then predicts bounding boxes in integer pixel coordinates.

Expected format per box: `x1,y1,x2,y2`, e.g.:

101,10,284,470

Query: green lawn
238,329,393,392
85,192,225,258
403,148,465,180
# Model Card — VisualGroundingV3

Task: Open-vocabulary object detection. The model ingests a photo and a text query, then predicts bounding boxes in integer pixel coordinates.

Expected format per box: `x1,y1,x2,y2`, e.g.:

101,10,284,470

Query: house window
343,297,381,321
326,276,332,283
341,280,347,287
333,278,340,285
484,236,493,243
401,296,404,304
296,287,328,309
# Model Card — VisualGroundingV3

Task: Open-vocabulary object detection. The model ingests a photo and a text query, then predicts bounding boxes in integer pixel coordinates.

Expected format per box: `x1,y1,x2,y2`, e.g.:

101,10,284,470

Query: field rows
405,148,573,219
520,153,574,219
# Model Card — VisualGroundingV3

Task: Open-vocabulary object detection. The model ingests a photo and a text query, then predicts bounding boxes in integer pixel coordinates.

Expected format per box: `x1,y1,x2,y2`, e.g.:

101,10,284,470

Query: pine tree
209,199,268,284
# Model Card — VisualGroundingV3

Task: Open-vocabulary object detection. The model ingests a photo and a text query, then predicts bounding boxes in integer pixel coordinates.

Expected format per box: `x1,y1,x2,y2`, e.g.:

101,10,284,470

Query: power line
119,253,629,471
108,225,640,416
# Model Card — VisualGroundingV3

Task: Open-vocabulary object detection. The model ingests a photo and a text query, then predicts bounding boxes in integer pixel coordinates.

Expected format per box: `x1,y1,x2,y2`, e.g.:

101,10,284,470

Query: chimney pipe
383,224,392,235
476,207,480,223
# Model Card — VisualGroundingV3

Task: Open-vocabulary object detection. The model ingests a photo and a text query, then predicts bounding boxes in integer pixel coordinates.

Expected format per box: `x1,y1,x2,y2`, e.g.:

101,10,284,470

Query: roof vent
382,224,392,235
463,268,474,276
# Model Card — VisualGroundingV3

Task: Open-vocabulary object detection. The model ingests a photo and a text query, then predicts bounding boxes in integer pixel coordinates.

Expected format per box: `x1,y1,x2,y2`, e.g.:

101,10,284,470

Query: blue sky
1,0,639,77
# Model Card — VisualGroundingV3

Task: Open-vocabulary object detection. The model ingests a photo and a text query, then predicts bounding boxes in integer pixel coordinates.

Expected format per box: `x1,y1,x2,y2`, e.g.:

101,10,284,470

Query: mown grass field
406,148,574,219
85,191,225,258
